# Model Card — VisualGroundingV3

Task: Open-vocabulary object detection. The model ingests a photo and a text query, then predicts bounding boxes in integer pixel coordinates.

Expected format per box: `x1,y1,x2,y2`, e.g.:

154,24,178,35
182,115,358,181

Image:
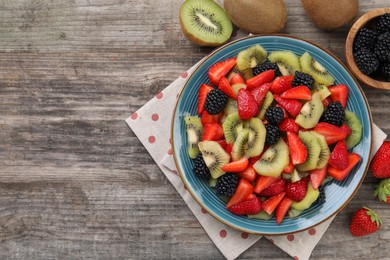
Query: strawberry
197,84,214,115
208,57,237,85
276,196,293,224
262,192,286,214
218,76,237,99
236,165,257,182
328,153,361,181
328,84,348,108
217,139,228,149
250,82,271,106
269,76,294,95
229,73,246,85
340,124,352,136
202,123,224,141
283,161,294,174
237,88,259,120
314,122,347,145
349,207,382,237
373,178,390,203
201,110,221,125
224,142,233,156
278,118,299,133
370,141,390,179
285,179,307,202
226,179,254,208
287,131,308,165
310,166,327,190
254,175,278,194
258,178,286,197
227,197,262,215
249,154,263,165
322,96,332,107
328,140,349,170
221,157,249,172
246,70,275,90
280,86,312,100
274,95,302,117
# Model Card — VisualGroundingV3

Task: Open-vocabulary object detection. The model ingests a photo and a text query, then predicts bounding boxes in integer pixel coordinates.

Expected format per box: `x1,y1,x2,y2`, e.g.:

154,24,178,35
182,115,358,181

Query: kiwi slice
184,116,204,159
248,210,273,220
311,131,330,169
179,0,233,47
245,118,266,158
288,208,303,218
222,112,243,144
224,98,238,116
258,91,274,119
232,128,249,161
296,131,321,172
232,83,247,94
208,177,218,188
295,92,324,129
198,141,230,179
236,44,267,71
291,182,320,211
312,82,331,101
253,138,290,177
268,51,301,76
344,110,363,150
300,52,335,86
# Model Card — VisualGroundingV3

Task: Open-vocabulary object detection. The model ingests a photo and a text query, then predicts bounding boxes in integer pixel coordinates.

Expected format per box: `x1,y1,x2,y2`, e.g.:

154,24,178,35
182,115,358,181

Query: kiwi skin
301,0,359,31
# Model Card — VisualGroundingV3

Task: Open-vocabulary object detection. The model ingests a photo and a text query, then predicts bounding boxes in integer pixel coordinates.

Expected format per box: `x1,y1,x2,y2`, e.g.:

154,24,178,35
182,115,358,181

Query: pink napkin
126,59,387,260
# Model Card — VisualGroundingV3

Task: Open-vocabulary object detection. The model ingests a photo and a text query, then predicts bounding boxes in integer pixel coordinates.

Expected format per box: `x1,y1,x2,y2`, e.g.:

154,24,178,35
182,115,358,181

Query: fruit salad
184,44,363,224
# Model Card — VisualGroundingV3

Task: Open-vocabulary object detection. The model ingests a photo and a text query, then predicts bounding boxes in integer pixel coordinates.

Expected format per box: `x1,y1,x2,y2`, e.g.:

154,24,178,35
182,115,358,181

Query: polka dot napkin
126,60,386,260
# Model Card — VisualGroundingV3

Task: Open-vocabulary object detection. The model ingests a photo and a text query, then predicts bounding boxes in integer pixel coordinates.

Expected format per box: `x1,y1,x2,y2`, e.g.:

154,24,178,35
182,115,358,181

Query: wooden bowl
345,8,390,90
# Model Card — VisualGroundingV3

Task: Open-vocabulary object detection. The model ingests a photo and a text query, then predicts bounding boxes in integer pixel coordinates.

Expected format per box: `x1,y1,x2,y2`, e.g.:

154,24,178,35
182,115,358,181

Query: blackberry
376,13,390,33
204,89,228,115
292,71,315,90
265,124,280,146
380,62,390,80
193,154,211,179
215,173,239,197
253,61,282,77
322,101,345,127
314,186,326,205
354,49,379,75
374,32,390,62
265,106,284,125
353,28,378,52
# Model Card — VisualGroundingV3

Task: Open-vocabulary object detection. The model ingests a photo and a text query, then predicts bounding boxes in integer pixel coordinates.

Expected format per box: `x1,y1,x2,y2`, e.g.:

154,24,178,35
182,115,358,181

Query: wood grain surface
0,0,389,259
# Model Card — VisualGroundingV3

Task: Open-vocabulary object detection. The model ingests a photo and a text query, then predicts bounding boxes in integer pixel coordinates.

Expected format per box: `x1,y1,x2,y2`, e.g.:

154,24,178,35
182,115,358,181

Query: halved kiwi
198,141,230,179
232,128,249,161
184,116,203,158
179,0,233,47
222,112,243,143
268,51,301,76
291,182,320,211
311,131,330,169
295,92,324,129
344,110,363,150
258,91,274,119
236,44,267,70
245,117,266,158
296,131,321,172
313,82,331,101
300,52,335,86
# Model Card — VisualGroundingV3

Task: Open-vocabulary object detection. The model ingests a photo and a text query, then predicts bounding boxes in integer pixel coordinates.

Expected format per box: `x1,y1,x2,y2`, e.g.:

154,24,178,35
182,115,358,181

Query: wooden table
0,0,389,259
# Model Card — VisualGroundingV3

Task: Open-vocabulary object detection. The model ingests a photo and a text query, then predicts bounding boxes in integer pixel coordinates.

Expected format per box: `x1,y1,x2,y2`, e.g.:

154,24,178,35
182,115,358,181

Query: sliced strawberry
283,161,294,174
245,193,257,200
221,157,249,172
258,178,286,197
237,88,259,120
278,118,299,133
274,95,302,117
224,142,233,156
250,82,271,106
246,70,275,90
329,84,348,108
328,140,349,170
202,123,224,141
314,122,347,145
197,84,214,115
226,178,254,208
201,110,221,126
218,76,237,99
262,192,286,214
287,131,308,165
322,96,332,107
208,57,237,85
286,179,307,202
249,154,263,165
280,86,312,100
328,153,361,181
254,175,279,194
310,166,327,190
269,76,294,95
340,124,352,136
229,73,246,85
217,139,228,149
227,197,262,215
276,196,293,224
236,165,257,182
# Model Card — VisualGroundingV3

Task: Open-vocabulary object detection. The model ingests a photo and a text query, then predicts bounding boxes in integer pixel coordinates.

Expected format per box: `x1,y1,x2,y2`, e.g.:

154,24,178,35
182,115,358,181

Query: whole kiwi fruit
223,0,287,34
301,0,359,31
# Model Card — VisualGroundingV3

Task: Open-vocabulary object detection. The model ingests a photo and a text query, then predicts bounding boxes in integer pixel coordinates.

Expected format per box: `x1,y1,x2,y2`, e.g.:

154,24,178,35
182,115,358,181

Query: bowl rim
171,34,373,235
345,7,390,90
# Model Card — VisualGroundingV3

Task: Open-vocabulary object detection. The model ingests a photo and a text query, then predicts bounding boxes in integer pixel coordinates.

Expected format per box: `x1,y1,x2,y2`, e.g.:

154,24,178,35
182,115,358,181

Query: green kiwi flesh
300,52,335,86
245,117,266,158
236,44,267,70
184,116,203,158
288,208,303,218
291,182,319,210
311,131,330,169
313,82,331,101
224,98,238,116
222,112,243,143
258,91,274,119
344,110,363,150
232,128,249,161
198,141,230,179
268,51,301,76
296,131,321,172
248,210,273,220
179,0,233,47
295,92,324,129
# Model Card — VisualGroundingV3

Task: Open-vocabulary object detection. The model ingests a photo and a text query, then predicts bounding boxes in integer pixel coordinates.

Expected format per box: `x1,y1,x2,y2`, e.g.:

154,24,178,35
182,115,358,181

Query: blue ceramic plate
171,35,372,235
